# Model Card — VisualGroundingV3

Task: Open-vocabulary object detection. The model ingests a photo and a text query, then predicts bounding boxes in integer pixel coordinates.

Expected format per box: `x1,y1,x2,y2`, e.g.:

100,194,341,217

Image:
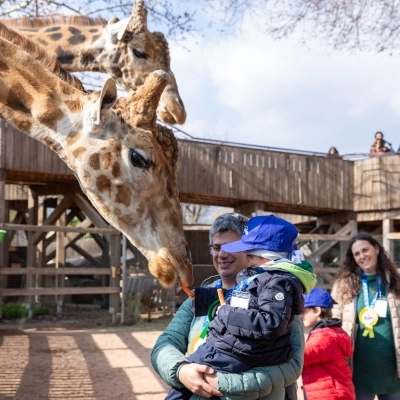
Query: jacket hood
311,318,342,332
309,318,353,358
268,261,317,294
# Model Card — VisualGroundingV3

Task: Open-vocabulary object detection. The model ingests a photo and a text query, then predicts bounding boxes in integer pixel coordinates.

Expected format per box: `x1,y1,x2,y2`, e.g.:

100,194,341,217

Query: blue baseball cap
303,288,333,308
221,215,298,254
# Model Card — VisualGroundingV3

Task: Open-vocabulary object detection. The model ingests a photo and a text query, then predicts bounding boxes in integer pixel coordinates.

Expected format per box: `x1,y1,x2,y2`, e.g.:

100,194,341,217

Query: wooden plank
385,233,400,239
0,268,112,275
297,234,352,241
74,193,110,229
0,223,118,235
0,287,119,296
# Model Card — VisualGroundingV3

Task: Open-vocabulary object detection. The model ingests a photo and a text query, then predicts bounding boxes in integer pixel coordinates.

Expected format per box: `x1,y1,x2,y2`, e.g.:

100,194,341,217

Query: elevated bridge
2,121,399,217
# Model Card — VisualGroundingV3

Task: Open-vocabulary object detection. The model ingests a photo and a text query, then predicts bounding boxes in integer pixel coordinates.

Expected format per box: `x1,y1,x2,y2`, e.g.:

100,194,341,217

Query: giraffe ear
85,78,118,134
104,17,131,42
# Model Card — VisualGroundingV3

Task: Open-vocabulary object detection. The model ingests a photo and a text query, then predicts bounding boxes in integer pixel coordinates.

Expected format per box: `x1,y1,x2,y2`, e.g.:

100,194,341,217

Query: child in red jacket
301,288,355,400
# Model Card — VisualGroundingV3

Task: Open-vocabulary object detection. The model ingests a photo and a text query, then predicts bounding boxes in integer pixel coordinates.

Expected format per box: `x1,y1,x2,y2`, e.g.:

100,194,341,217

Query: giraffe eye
133,49,148,59
128,149,150,169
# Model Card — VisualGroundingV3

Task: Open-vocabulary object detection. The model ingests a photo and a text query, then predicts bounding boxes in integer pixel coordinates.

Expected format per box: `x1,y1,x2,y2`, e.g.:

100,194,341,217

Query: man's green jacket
151,295,304,400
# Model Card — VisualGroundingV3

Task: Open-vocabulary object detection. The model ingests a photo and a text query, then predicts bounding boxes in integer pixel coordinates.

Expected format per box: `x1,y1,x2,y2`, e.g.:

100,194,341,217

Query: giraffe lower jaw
157,103,186,125
148,250,193,288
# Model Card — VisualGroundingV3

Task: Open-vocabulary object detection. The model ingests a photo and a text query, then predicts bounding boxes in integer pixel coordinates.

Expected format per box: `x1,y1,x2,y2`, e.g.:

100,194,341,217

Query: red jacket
302,319,355,400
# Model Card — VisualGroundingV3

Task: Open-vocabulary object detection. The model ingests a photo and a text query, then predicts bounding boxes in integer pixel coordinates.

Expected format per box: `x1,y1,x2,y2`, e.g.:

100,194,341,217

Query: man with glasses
151,213,305,400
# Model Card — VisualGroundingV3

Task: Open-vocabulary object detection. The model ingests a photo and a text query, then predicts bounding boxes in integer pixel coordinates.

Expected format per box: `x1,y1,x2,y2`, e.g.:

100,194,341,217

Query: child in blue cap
301,288,355,400
165,214,316,400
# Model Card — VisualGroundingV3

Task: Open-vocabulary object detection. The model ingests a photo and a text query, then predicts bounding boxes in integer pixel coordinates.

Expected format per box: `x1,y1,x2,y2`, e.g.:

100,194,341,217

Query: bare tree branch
2,0,400,52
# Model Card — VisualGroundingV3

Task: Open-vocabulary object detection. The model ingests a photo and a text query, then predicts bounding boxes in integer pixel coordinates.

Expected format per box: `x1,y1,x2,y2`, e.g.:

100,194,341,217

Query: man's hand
178,363,223,398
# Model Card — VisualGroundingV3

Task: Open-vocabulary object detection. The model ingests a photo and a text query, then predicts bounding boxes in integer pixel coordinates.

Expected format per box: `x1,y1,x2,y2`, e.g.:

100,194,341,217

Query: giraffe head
102,0,186,125
0,25,193,287
3,0,186,125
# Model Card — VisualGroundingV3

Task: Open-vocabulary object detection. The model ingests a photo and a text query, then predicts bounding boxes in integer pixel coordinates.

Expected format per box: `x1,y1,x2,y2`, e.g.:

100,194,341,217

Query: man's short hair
209,213,248,246
375,131,384,138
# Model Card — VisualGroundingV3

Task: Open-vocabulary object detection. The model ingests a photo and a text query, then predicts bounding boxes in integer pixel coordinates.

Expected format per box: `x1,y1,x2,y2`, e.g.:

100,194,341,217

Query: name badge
374,299,388,318
230,291,250,309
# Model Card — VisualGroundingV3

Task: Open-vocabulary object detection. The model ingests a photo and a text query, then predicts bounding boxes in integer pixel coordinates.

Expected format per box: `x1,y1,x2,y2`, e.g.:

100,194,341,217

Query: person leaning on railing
370,131,393,154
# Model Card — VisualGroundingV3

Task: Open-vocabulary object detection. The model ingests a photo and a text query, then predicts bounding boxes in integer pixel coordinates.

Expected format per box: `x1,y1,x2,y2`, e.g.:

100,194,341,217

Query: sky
159,13,400,156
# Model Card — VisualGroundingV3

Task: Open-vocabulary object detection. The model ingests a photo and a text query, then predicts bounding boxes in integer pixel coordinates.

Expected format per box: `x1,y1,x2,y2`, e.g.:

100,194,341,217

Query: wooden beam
317,211,357,226
307,222,354,262
297,234,352,241
30,182,82,196
74,193,110,229
69,243,103,269
0,268,112,275
0,169,6,319
385,233,400,239
0,287,119,296
0,223,118,235
32,194,74,245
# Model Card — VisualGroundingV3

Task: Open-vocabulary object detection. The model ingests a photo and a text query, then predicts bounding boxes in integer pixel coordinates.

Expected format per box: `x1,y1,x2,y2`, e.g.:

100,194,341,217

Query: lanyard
361,272,381,309
214,266,265,297
203,267,265,329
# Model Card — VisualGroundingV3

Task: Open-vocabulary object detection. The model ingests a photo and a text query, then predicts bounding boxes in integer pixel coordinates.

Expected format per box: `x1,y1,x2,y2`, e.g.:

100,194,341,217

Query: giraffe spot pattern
45,26,61,33
112,162,120,178
65,130,80,146
110,67,122,78
96,175,111,193
16,67,51,97
88,153,100,170
111,50,122,64
82,54,96,67
67,27,86,45
0,110,32,132
120,214,135,227
0,60,9,71
56,46,74,65
136,202,145,218
44,137,62,154
91,34,101,43
101,152,112,169
37,39,49,46
116,185,131,207
89,28,99,33
72,147,86,160
7,83,32,113
64,99,82,113
49,33,62,41
60,82,77,96
37,104,64,131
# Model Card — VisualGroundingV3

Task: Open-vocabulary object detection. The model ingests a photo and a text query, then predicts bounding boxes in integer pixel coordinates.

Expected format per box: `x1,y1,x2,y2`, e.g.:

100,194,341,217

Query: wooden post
27,190,38,316
383,218,394,260
109,232,121,324
55,199,66,313
0,170,6,318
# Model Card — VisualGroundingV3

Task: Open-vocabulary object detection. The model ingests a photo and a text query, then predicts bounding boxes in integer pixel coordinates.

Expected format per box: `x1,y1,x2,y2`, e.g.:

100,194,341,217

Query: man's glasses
209,244,222,255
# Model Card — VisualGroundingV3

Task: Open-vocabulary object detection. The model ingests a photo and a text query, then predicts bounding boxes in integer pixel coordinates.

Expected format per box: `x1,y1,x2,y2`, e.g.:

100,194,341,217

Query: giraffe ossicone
0,22,193,287
4,0,186,125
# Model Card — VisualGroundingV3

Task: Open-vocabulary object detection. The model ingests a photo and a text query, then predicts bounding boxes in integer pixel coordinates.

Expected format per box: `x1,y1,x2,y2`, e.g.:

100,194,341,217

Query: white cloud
169,21,400,155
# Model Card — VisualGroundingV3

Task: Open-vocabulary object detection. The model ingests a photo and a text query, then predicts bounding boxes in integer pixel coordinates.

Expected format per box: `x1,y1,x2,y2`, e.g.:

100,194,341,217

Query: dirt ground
0,309,173,400
0,308,306,400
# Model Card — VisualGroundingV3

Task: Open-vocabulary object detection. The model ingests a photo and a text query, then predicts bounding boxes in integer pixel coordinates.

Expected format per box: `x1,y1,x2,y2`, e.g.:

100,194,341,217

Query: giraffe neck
18,25,107,73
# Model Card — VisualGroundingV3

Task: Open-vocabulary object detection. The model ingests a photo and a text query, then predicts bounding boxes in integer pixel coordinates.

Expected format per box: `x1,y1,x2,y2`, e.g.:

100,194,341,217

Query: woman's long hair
334,232,400,304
